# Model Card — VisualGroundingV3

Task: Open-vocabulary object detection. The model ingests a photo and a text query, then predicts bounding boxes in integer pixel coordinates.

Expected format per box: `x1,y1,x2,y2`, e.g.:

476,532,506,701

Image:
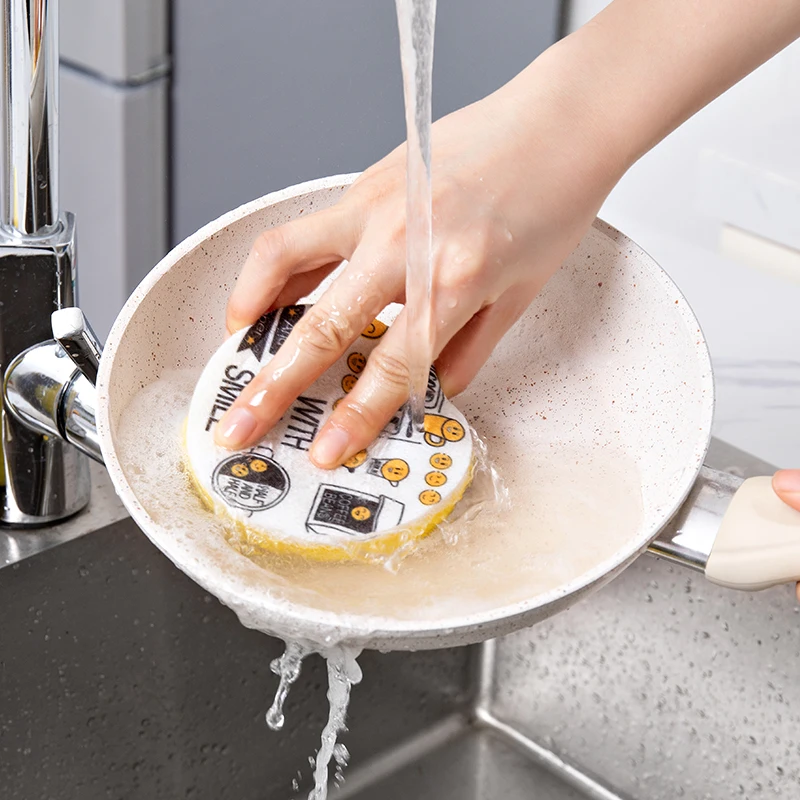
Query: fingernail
310,426,350,468
773,470,800,494
216,408,258,448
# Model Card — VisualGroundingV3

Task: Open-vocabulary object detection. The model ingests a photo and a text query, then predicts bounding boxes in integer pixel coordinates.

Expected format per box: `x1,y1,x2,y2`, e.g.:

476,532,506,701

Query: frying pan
94,174,800,651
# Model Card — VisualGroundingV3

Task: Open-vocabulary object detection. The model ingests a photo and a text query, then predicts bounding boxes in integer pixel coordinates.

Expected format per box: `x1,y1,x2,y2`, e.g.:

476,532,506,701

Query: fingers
773,470,800,511
770,471,800,603
309,312,413,468
226,206,358,335
434,288,532,397
215,247,404,450
309,288,482,468
269,261,342,310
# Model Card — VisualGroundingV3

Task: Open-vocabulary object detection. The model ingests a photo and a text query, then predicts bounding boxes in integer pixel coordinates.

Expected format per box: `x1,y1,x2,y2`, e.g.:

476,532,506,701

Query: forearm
501,0,800,185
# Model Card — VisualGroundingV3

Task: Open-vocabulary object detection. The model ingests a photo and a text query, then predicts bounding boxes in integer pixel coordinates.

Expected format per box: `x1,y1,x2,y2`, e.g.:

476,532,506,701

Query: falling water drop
266,640,309,731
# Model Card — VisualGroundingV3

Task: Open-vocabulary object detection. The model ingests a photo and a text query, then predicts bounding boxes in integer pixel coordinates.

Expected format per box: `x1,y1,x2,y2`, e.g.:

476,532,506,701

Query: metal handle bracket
52,307,103,385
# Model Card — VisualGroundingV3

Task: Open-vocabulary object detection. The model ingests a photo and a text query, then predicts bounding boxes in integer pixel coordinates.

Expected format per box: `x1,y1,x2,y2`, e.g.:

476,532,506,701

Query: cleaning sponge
184,305,473,561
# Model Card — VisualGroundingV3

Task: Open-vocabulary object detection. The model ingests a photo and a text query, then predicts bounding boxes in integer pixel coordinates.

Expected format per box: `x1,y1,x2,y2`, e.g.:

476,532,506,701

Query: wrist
496,36,638,202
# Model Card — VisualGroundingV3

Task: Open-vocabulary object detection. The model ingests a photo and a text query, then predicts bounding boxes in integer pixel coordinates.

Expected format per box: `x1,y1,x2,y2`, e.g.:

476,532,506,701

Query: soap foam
116,368,645,626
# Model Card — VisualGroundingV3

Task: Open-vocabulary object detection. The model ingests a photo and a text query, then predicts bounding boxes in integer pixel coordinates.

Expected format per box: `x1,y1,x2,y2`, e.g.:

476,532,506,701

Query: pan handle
649,468,800,591
704,476,800,591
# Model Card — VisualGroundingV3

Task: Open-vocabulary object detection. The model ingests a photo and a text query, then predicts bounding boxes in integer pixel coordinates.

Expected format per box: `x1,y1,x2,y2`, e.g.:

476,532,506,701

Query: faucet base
0,415,91,526
0,213,92,526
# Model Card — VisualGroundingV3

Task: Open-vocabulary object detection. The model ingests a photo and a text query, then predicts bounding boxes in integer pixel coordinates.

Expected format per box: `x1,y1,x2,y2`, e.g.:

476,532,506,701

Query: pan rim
97,175,715,648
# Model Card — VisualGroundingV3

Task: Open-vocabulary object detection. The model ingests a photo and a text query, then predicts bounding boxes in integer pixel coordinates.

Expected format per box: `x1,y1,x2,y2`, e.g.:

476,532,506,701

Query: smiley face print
366,457,410,487
419,489,441,506
425,471,447,487
347,352,367,374
361,319,388,339
351,505,372,522
343,449,368,472
212,453,290,512
423,414,466,447
381,458,410,485
429,452,452,470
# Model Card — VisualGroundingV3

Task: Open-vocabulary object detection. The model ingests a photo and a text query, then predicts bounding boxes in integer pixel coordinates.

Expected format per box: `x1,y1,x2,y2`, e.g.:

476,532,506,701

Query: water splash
333,742,350,787
308,646,363,799
264,642,362,799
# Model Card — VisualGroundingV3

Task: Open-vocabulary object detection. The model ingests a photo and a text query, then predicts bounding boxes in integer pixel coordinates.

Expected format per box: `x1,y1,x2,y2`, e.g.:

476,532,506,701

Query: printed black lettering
285,424,315,443
294,395,327,416
224,365,255,384
217,380,241,404
205,369,257,431
282,434,312,451
205,402,234,431
280,396,327,450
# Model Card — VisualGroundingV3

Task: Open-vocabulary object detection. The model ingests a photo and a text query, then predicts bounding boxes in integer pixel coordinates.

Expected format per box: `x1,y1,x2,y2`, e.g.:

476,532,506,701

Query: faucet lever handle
52,308,103,385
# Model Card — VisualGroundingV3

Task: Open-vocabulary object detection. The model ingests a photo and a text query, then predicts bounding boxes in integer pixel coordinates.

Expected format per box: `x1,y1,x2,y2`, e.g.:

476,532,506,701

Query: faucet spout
4,339,102,464
2,0,60,235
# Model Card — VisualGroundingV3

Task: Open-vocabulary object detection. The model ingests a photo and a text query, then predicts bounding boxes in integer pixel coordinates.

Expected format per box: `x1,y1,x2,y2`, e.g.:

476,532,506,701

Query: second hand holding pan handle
705,476,800,591
651,467,800,591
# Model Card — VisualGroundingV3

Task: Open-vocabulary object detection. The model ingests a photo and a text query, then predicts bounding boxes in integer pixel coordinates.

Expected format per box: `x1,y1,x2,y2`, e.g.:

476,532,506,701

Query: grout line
475,707,635,800
60,58,171,90
332,713,468,799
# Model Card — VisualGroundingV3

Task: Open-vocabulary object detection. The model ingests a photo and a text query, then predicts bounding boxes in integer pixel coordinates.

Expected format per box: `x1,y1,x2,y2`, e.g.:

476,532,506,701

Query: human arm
216,0,800,469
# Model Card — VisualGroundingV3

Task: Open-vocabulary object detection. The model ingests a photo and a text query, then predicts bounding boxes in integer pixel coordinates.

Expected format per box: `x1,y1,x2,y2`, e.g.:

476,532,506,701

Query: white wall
567,1,800,467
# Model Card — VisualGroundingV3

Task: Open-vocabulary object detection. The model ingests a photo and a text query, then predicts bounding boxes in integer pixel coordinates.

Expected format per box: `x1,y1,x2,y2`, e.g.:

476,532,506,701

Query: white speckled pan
95,175,800,651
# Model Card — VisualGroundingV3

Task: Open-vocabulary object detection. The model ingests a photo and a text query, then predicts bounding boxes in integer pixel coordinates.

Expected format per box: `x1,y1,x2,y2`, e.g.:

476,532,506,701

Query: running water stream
266,3,439,796
397,0,437,429
265,642,363,800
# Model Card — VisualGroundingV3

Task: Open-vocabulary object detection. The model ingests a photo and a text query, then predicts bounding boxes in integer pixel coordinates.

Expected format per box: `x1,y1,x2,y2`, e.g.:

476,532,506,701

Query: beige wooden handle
705,476,800,591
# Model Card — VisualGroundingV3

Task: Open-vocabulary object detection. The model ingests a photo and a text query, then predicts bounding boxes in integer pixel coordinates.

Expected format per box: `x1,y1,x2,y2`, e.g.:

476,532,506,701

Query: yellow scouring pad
185,305,474,561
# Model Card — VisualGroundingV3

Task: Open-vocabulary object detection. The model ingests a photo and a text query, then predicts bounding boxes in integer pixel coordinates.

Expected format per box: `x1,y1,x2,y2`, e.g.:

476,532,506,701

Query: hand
215,0,800,468
214,53,624,466
772,470,800,602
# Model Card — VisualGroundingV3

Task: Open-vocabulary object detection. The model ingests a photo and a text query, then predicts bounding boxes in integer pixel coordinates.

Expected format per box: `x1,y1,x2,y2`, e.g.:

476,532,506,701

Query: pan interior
100,179,713,645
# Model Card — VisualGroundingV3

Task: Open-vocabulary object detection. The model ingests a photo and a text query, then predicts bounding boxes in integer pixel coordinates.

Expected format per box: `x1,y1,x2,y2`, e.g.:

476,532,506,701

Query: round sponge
184,305,473,561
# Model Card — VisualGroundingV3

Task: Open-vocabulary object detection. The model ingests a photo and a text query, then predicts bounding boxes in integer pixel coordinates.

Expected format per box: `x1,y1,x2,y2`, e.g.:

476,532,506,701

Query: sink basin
2,439,798,799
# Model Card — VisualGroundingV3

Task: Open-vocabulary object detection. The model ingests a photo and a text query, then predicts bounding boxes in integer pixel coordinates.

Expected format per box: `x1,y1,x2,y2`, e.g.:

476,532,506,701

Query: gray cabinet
172,1,561,243
60,0,169,338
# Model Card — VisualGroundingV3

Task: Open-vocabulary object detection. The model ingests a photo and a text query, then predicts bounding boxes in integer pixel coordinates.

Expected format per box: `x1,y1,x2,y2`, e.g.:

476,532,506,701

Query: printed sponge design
184,305,474,561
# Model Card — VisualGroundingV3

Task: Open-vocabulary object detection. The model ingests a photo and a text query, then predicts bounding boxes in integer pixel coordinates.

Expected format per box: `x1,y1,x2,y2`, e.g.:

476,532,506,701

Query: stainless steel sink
2,439,799,799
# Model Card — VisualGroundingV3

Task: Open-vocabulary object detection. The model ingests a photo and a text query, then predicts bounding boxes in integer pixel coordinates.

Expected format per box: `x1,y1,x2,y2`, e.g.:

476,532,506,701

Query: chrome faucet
1,0,100,526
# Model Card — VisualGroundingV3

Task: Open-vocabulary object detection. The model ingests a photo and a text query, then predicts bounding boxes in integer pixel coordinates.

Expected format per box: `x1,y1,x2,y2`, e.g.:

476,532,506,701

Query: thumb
772,470,800,603
772,469,800,511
